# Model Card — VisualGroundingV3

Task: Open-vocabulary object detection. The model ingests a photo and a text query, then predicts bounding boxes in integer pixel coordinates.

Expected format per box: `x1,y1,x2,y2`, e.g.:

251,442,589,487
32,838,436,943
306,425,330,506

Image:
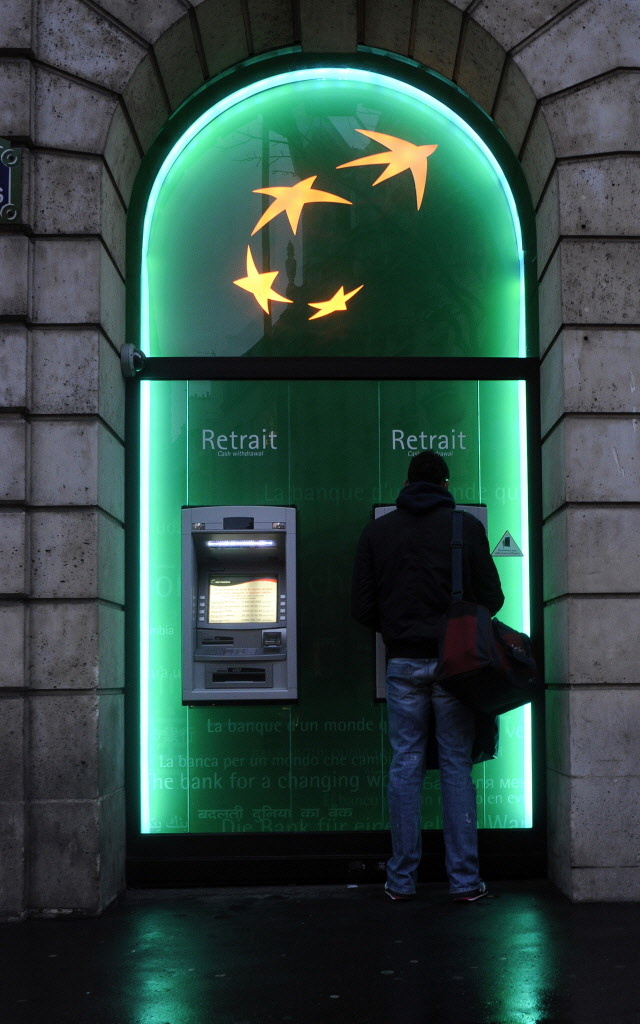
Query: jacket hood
395,481,456,514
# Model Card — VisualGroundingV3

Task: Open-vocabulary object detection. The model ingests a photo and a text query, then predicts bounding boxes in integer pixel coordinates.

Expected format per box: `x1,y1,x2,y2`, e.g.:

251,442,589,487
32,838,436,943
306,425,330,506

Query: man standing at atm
351,451,504,901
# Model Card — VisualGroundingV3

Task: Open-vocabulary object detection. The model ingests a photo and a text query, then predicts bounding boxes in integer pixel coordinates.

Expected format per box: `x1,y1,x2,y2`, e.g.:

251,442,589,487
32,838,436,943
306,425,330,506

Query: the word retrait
391,429,466,451
202,429,277,451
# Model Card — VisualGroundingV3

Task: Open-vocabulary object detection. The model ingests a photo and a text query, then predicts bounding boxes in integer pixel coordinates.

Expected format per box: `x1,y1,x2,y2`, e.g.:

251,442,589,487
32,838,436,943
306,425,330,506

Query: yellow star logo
337,130,438,210
251,176,352,235
233,246,293,313
308,284,363,321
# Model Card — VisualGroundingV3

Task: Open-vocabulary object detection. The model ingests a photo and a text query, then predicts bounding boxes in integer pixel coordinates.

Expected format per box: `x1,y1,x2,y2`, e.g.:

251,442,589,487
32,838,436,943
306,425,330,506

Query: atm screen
208,575,277,624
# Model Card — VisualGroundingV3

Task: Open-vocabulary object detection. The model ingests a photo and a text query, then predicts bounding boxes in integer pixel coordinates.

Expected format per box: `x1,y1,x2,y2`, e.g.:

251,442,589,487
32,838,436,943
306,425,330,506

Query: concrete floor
2,881,639,1024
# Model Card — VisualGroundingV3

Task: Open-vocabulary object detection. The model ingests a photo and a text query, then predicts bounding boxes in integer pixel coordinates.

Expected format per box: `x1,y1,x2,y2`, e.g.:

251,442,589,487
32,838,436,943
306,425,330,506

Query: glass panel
140,378,532,833
143,69,525,359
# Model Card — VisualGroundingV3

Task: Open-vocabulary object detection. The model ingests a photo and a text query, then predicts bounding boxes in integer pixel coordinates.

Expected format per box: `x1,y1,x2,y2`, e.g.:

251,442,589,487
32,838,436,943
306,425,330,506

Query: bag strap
450,508,464,602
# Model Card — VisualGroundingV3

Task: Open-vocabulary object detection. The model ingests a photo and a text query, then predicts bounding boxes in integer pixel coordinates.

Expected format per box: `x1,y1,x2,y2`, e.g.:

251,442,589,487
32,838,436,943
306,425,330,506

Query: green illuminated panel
140,379,531,833
139,66,533,836
143,69,524,358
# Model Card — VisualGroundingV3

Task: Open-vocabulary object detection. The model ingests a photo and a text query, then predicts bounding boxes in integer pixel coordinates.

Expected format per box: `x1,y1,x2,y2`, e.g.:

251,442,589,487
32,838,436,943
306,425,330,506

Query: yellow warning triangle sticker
492,531,523,557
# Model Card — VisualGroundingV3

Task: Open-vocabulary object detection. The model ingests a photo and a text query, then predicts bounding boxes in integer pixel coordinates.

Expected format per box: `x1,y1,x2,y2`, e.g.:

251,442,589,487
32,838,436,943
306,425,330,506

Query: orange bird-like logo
337,130,438,210
233,246,293,313
308,284,364,321
251,176,352,235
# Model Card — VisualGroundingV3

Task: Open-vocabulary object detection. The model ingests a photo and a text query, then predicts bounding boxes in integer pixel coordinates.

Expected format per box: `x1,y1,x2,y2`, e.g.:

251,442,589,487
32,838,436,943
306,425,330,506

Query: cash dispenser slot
206,666,270,688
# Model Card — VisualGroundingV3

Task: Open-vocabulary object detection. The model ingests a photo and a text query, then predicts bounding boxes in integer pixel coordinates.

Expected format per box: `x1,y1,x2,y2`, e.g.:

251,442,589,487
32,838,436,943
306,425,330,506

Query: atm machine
181,505,297,703
374,503,488,698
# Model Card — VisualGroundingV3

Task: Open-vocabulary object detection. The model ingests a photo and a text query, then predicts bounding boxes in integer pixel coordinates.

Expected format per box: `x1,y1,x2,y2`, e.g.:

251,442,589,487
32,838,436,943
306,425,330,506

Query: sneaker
452,882,488,903
384,883,415,901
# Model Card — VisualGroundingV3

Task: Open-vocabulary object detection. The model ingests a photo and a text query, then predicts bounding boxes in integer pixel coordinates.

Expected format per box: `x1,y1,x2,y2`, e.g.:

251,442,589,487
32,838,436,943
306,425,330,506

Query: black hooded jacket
351,482,504,659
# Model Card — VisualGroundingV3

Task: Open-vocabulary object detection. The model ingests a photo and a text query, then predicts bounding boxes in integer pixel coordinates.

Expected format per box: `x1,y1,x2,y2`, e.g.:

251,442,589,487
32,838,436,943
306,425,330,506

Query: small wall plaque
0,138,22,223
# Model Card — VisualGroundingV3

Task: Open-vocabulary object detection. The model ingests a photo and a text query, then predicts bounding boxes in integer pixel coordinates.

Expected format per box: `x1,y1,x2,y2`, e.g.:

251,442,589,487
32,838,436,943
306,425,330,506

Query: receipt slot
182,506,297,703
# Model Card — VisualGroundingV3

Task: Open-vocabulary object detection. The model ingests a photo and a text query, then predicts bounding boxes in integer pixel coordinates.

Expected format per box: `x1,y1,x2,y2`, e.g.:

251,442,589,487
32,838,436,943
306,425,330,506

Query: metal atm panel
374,504,488,699
182,505,297,703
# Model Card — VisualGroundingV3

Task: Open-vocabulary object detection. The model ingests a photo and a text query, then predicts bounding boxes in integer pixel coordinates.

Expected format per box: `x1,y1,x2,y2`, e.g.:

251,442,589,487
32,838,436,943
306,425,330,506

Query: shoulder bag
435,510,541,715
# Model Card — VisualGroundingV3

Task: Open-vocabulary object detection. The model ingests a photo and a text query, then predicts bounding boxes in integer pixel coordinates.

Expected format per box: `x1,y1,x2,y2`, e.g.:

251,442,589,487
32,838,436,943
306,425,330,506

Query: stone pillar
0,320,29,920
517,30,640,897
1,1,34,921
0,0,131,918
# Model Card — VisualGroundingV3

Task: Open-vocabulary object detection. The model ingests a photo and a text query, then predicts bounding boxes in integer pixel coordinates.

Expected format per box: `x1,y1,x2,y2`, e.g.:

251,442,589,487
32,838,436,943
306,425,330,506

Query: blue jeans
385,657,481,896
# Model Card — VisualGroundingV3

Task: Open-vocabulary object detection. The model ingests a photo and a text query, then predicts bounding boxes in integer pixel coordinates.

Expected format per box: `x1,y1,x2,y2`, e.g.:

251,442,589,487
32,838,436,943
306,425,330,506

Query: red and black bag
436,511,541,716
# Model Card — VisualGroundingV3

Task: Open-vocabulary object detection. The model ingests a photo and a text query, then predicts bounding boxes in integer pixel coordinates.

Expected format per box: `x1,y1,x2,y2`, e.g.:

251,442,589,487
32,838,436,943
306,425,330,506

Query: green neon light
518,380,531,634
140,379,151,832
523,703,533,828
518,380,533,828
138,67,532,835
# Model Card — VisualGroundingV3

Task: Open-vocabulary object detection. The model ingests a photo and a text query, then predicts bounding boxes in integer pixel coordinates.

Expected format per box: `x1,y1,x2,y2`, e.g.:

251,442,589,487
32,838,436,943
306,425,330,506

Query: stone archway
2,0,638,917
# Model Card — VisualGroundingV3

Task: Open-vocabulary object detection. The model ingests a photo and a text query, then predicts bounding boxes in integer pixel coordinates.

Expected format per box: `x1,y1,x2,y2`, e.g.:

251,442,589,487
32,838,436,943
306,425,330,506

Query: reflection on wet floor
2,881,639,1024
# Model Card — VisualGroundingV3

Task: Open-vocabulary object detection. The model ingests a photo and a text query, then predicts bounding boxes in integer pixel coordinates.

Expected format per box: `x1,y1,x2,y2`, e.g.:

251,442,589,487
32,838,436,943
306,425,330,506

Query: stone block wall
525,9,640,896
1,0,638,916
0,0,127,918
